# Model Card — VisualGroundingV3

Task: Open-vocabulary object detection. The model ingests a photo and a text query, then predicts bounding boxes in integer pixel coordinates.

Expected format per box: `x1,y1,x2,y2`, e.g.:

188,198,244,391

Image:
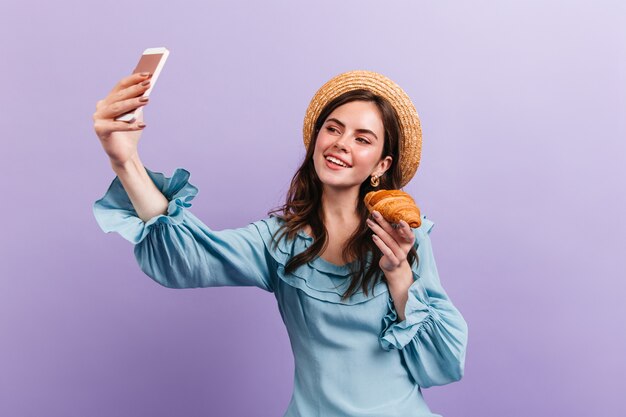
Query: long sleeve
379,218,468,388
92,167,275,292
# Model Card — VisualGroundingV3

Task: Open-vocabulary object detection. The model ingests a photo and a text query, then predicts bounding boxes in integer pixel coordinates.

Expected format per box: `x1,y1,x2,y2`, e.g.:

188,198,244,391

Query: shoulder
248,214,296,251
411,214,435,248
415,214,435,236
250,214,285,235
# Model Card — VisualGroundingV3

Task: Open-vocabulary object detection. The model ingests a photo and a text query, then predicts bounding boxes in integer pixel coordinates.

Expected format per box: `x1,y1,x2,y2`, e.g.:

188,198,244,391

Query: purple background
1,1,624,416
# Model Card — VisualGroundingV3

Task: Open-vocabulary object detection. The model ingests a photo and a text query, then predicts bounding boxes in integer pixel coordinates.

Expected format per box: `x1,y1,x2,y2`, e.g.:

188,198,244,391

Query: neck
321,185,361,227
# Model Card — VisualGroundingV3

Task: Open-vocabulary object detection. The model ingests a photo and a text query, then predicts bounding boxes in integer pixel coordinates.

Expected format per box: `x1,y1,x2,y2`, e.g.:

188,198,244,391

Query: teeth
326,156,348,167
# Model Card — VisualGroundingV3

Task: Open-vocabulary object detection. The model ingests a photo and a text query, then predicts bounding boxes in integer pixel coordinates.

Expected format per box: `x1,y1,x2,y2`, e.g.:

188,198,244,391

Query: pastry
364,190,422,228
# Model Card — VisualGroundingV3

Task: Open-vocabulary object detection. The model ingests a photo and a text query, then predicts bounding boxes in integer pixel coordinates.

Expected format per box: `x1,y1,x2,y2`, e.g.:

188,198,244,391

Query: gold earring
370,174,380,187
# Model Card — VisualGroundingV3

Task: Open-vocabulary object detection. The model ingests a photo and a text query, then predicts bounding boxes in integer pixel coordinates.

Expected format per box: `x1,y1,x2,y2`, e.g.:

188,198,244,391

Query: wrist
111,154,143,176
384,260,413,290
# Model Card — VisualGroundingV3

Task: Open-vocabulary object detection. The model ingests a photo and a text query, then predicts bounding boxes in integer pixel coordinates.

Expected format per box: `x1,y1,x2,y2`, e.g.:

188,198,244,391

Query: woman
92,70,468,417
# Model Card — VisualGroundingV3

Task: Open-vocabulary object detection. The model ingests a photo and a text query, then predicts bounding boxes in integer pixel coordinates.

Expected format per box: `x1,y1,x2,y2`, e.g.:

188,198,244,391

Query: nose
332,134,350,152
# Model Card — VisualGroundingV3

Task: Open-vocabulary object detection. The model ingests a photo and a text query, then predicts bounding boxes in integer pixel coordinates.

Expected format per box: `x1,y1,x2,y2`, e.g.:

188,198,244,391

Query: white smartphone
115,47,169,122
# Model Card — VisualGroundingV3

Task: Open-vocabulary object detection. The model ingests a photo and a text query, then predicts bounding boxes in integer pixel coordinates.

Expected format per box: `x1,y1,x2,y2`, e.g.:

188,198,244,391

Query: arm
385,262,413,322
379,221,468,388
110,154,169,222
93,166,275,292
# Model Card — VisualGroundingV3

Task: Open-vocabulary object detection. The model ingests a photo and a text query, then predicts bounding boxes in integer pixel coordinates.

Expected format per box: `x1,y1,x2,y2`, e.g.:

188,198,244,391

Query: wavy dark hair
267,89,419,301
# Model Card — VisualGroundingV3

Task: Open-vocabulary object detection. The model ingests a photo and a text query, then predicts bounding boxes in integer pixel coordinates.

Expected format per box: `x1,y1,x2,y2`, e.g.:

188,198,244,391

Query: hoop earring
370,174,380,187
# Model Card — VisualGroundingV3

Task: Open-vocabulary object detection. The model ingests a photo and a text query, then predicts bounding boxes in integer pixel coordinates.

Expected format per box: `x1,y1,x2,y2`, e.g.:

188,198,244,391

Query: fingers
101,78,151,109
93,118,146,136
100,95,149,120
372,233,401,266
109,72,152,96
367,215,402,256
370,210,413,244
397,220,415,243
367,211,415,263
369,211,397,235
94,73,152,126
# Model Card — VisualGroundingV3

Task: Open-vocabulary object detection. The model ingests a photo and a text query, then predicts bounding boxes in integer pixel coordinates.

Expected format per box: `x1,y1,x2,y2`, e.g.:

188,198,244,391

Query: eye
356,137,370,144
326,127,339,133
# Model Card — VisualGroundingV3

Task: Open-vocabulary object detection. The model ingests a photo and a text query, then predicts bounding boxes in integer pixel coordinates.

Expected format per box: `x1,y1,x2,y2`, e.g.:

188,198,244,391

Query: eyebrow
325,118,379,141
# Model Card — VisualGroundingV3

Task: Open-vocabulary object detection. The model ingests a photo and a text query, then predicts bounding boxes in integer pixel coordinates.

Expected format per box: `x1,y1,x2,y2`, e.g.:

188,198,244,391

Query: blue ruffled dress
93,167,468,417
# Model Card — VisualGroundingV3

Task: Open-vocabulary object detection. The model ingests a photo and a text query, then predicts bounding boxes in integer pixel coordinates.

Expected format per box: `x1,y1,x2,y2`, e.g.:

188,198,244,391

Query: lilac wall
1,1,624,416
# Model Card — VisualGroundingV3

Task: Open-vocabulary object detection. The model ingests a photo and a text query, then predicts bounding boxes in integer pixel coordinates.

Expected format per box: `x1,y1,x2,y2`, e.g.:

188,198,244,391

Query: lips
325,158,347,170
324,153,352,168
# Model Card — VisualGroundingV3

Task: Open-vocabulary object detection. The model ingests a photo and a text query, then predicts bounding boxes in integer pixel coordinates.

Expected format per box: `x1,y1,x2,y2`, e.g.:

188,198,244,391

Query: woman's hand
367,210,415,275
92,72,152,167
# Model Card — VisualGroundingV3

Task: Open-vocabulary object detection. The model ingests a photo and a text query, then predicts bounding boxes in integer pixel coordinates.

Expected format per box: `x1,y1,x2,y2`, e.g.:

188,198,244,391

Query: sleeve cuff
379,271,441,351
92,167,198,245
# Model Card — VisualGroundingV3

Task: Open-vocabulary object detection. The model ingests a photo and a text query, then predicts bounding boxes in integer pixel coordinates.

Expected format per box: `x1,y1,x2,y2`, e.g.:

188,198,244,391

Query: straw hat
302,70,422,188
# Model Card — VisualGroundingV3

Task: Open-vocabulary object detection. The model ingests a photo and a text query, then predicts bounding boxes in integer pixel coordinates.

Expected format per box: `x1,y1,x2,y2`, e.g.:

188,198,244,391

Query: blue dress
93,167,469,417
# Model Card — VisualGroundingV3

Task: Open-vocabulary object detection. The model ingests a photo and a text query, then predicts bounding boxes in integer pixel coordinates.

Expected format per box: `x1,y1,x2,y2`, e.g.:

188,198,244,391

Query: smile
325,155,350,168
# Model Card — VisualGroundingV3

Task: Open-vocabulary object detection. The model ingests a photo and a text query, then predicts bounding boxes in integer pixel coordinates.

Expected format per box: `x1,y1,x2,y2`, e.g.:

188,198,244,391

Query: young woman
92,70,468,417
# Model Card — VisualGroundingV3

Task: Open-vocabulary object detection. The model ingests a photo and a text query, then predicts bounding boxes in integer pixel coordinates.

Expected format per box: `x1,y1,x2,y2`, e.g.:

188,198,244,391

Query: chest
275,277,391,338
303,225,355,266
321,239,352,266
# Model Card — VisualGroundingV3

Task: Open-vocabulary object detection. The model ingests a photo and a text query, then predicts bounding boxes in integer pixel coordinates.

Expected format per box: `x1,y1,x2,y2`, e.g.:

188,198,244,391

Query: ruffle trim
251,214,433,305
92,167,198,244
252,216,390,305
379,272,442,350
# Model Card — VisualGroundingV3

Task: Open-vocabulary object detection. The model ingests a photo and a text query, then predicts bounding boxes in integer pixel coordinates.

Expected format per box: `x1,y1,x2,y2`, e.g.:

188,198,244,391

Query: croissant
364,190,422,228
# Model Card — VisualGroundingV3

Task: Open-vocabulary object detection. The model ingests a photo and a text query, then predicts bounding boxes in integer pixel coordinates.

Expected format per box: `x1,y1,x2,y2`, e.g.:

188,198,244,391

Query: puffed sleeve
92,167,275,292
379,218,468,388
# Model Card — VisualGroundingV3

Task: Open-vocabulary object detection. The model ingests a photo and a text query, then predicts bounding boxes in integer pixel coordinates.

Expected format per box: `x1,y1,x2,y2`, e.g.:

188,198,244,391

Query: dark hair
267,89,418,301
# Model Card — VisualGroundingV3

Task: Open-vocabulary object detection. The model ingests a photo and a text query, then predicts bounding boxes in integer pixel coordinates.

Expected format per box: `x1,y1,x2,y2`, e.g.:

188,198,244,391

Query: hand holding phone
92,47,169,168
115,47,169,122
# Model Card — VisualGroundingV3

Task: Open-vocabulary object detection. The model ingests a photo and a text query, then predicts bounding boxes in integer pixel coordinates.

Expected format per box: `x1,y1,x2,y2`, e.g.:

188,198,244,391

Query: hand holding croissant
364,189,421,279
